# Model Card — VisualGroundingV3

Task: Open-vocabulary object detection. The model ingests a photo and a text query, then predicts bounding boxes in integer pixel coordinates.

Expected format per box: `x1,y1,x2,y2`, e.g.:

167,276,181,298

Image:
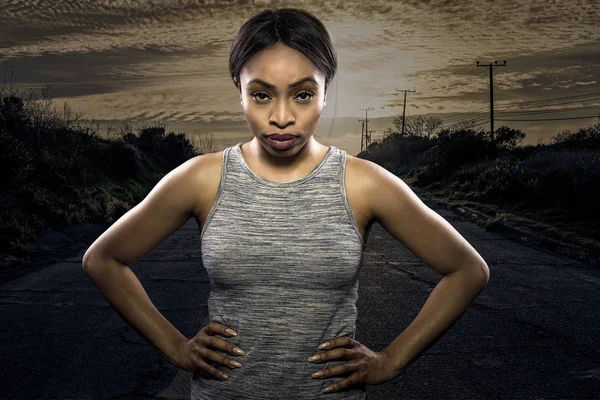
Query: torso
192,144,376,244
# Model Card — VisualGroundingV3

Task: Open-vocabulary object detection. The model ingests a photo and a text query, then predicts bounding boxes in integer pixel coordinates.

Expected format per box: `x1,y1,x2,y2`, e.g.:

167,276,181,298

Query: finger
200,341,243,369
206,320,238,337
318,336,356,350
322,371,362,393
318,337,336,350
310,347,351,363
201,334,245,358
194,357,231,381
312,361,359,379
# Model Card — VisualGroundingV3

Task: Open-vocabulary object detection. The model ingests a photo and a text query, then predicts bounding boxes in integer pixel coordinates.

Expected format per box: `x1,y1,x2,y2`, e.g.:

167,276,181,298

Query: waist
191,355,368,399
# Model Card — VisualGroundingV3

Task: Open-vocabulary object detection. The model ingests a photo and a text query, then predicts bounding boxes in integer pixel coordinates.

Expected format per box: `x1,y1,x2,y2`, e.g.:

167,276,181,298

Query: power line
496,115,598,121
441,101,599,126
442,102,493,124
443,92,600,117
445,95,600,122
496,105,600,116
440,112,487,128
494,92,600,109
440,106,488,122
447,114,490,127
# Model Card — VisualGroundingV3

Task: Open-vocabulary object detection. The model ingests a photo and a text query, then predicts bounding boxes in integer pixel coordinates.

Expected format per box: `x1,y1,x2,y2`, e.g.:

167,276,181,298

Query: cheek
244,111,262,126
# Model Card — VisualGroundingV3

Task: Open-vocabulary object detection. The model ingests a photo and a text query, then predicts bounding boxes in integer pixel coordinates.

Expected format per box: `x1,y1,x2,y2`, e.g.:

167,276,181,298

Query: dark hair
229,8,337,92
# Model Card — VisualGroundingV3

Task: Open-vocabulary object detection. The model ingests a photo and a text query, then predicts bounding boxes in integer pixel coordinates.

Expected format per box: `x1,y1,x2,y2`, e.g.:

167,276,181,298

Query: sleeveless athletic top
193,142,367,399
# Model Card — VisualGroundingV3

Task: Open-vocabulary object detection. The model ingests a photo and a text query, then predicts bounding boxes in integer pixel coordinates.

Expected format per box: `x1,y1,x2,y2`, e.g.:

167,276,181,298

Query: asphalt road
1,207,599,399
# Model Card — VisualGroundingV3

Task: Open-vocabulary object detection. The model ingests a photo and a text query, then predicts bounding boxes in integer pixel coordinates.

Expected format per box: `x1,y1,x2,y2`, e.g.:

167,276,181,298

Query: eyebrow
246,77,319,90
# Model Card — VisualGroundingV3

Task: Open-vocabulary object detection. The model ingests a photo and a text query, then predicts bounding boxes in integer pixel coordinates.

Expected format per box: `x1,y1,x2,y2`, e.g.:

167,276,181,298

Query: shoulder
180,150,224,182
344,153,397,193
180,150,225,218
344,154,412,222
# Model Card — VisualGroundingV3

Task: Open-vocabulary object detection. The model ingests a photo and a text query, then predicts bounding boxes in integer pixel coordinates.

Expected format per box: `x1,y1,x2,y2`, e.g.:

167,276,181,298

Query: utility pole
367,130,375,147
360,107,374,151
396,89,416,135
477,60,506,142
358,119,365,152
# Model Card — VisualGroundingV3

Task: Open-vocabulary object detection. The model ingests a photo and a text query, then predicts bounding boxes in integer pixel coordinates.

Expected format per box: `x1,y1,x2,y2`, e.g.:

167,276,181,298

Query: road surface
1,206,598,399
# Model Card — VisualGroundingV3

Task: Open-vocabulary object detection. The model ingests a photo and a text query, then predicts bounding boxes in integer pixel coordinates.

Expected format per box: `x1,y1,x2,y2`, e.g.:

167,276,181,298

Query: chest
194,152,374,244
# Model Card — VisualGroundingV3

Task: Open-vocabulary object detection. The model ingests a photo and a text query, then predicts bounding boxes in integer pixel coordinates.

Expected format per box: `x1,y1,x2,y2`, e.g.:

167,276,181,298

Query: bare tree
424,116,443,139
392,114,444,138
0,63,18,99
450,118,482,132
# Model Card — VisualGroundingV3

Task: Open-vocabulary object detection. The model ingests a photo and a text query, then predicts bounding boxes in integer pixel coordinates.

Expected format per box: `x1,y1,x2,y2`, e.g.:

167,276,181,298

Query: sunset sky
1,0,599,155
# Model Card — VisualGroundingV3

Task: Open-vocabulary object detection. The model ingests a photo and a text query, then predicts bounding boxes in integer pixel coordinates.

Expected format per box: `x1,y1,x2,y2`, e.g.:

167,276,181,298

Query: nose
269,98,295,127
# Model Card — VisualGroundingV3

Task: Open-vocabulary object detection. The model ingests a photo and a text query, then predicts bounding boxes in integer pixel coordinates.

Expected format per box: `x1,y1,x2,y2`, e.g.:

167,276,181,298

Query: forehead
240,43,323,87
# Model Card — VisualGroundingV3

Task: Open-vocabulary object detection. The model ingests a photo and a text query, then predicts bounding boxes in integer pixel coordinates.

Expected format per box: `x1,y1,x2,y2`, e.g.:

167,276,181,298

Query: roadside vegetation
2,65,598,267
360,113,600,262
0,70,217,266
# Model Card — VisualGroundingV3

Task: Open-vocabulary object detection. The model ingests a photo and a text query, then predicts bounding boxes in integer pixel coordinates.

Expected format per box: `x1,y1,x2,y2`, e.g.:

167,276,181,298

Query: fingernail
323,386,333,393
318,342,329,349
225,328,237,336
234,347,245,355
308,355,320,362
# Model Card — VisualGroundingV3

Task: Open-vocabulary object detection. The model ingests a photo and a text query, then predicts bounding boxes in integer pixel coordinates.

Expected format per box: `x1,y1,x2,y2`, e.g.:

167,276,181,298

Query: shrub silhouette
0,82,202,257
411,128,495,185
361,116,600,252
494,125,526,150
105,198,132,224
106,140,145,180
551,119,600,150
0,95,28,133
0,128,35,191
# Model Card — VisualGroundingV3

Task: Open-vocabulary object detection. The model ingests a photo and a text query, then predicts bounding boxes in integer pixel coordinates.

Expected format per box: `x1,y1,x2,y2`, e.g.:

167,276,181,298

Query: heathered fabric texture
193,142,367,399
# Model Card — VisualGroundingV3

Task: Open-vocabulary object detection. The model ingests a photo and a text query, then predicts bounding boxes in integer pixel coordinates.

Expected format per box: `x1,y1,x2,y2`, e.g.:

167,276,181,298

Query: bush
452,154,523,202
104,198,132,224
551,119,600,150
410,129,494,185
0,128,34,192
106,140,145,180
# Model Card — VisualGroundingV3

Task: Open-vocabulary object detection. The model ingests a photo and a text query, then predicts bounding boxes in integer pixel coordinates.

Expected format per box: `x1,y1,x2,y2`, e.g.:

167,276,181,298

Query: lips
267,133,297,141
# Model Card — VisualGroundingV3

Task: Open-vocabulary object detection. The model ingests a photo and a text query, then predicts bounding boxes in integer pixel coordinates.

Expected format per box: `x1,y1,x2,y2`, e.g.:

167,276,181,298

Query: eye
250,90,316,103
296,90,315,102
251,92,270,102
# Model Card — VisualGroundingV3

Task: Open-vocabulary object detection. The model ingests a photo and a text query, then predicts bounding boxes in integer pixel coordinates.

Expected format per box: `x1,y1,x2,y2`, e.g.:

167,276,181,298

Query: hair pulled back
229,8,337,91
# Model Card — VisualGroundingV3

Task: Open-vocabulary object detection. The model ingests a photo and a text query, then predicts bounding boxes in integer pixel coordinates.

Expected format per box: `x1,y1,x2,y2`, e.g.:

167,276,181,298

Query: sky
1,0,599,155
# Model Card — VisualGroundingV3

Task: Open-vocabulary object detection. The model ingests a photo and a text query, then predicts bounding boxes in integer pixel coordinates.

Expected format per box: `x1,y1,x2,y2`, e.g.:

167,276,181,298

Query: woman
82,7,490,399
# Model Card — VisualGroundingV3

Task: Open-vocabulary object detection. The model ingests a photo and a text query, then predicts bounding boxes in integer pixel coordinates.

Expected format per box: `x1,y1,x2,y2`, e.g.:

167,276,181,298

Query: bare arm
84,257,188,365
82,154,211,366
356,158,490,375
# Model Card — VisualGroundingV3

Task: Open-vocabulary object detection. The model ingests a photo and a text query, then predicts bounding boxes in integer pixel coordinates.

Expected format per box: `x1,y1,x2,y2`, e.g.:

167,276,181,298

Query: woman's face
238,42,328,158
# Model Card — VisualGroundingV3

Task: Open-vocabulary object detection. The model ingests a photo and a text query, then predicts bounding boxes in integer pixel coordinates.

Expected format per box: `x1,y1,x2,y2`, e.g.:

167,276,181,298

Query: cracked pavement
0,207,599,399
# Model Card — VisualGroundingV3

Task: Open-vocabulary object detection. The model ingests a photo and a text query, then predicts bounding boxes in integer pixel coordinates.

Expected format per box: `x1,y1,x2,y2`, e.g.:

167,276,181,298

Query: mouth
266,133,297,141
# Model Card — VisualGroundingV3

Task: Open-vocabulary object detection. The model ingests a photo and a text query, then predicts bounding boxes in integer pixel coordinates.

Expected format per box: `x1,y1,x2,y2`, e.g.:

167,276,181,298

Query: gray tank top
193,142,367,399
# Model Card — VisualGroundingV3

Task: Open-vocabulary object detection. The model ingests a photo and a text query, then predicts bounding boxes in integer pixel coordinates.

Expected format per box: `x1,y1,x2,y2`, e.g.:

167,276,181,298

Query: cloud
0,0,598,150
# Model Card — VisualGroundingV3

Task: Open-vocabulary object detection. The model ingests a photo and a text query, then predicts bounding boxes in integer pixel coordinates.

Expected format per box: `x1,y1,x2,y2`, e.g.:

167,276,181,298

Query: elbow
82,251,99,273
456,260,489,286
475,262,490,286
